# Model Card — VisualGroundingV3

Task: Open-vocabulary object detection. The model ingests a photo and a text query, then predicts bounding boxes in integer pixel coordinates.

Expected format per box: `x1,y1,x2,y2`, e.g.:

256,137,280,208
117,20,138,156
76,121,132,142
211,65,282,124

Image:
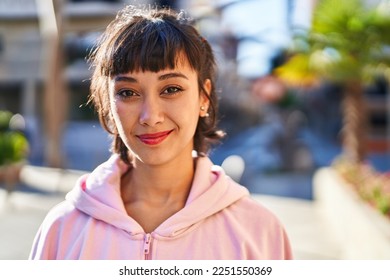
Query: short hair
88,5,224,165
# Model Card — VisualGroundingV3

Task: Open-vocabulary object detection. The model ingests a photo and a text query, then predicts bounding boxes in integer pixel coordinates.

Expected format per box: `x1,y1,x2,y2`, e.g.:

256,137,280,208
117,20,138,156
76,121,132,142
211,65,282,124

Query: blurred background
0,0,389,260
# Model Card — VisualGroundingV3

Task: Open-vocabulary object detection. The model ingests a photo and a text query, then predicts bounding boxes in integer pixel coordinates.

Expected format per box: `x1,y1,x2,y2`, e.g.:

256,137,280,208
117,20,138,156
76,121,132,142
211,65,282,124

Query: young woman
29,6,292,260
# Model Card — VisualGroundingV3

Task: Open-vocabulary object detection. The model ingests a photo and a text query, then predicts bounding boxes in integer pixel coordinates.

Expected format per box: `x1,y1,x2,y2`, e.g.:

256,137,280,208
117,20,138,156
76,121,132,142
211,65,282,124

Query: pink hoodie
29,155,292,260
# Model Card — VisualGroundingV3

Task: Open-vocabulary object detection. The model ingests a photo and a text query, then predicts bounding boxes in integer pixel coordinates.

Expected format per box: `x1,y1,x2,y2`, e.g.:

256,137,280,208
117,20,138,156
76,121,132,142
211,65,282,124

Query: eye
116,89,139,99
161,86,183,96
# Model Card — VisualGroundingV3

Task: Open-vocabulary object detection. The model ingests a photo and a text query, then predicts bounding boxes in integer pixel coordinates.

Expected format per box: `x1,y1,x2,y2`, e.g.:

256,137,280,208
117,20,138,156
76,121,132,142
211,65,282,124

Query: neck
122,155,196,207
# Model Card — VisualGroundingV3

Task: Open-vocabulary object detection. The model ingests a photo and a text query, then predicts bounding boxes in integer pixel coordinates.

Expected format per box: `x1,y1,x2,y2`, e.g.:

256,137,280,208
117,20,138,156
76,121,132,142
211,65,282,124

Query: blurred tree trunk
37,0,68,168
341,80,367,164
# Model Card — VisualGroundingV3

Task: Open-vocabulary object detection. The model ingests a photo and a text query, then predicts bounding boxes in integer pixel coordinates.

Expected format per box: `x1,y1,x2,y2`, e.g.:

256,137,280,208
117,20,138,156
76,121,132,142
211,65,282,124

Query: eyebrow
114,76,137,83
114,72,189,83
158,72,189,81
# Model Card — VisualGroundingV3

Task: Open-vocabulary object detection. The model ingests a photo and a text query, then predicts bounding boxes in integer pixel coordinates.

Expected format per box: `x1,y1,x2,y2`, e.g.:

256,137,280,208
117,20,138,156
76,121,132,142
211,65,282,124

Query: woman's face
109,55,210,167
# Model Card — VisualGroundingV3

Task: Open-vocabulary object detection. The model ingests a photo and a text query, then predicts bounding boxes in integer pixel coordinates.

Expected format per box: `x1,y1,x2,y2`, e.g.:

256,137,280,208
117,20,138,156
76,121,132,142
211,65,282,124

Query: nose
139,97,164,126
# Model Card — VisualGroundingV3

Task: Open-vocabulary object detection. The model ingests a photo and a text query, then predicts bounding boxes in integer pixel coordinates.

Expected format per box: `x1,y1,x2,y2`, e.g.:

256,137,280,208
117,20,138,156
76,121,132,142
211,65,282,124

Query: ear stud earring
200,106,209,118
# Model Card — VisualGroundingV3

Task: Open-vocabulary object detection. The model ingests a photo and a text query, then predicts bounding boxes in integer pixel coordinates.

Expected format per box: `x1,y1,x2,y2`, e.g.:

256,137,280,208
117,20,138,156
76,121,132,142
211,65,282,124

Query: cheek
109,100,131,133
109,100,120,124
173,102,200,132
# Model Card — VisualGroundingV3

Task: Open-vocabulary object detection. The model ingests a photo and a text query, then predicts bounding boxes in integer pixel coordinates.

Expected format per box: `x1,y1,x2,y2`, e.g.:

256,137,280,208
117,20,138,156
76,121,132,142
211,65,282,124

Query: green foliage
276,0,390,85
0,111,13,132
0,111,29,165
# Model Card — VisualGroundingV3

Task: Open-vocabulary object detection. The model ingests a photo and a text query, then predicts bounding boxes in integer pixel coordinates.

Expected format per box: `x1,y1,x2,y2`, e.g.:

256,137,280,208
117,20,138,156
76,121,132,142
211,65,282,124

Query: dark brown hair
88,5,224,165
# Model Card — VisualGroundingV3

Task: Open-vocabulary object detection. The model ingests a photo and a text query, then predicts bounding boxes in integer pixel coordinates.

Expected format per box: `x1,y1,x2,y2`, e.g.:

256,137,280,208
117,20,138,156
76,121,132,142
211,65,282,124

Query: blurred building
0,0,125,114
0,0,151,169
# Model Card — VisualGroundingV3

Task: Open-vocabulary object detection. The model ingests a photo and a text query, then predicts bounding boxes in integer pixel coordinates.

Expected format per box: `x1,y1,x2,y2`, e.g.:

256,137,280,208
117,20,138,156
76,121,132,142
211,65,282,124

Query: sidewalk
0,186,341,260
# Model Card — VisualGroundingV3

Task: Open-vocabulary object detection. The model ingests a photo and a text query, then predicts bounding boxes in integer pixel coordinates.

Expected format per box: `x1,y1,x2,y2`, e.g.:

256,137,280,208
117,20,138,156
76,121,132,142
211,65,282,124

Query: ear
199,79,211,117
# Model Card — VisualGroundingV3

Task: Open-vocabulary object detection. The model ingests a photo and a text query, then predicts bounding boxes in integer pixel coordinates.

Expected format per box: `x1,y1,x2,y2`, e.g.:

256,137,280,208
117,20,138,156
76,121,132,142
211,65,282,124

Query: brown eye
162,86,183,96
117,89,139,99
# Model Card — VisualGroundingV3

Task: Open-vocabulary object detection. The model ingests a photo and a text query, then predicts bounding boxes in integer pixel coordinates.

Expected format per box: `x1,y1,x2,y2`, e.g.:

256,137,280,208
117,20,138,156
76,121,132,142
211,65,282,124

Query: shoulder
29,200,88,259
39,200,87,234
208,185,293,259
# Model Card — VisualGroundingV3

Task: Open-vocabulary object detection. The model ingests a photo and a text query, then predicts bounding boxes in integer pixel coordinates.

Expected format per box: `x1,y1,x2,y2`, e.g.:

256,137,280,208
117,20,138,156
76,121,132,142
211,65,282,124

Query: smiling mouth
137,130,173,145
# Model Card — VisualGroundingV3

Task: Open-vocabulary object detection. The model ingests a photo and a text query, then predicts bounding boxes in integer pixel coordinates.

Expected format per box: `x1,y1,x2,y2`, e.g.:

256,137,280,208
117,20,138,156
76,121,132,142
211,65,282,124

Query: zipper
143,233,152,260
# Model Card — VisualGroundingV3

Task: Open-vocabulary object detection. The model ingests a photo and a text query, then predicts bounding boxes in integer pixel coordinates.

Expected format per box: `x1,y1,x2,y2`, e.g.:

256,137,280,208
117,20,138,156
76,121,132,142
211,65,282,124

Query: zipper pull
143,233,152,258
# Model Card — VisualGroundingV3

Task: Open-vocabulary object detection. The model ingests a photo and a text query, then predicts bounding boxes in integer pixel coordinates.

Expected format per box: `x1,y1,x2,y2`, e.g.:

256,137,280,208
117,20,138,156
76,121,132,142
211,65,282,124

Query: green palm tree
276,0,390,164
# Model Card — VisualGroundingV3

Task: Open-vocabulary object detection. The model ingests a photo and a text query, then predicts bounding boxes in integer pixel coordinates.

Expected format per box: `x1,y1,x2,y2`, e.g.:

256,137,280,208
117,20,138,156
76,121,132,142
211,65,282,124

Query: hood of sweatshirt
65,154,249,238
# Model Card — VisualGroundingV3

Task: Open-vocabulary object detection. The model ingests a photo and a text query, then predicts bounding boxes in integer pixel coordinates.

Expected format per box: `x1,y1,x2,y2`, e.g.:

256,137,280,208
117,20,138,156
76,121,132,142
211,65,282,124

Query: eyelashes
116,89,138,99
115,86,184,100
161,86,183,96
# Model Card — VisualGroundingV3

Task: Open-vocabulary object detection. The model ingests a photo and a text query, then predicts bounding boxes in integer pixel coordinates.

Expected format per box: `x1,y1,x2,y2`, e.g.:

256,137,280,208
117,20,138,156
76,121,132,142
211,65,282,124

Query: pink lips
137,130,173,145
